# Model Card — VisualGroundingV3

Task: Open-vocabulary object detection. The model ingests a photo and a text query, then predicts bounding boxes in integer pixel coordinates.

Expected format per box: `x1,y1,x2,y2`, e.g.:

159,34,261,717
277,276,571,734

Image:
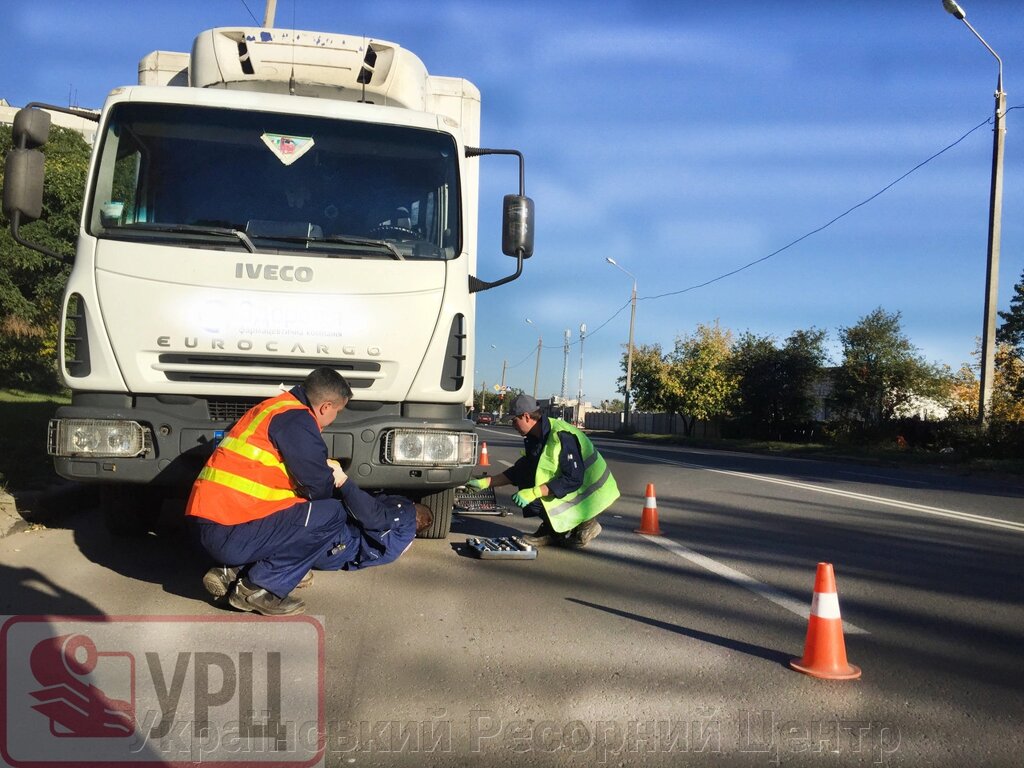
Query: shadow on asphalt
566,597,794,669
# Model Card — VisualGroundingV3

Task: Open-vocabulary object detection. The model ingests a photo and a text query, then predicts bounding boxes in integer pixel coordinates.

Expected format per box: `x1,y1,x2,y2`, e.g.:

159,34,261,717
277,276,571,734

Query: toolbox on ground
465,536,537,560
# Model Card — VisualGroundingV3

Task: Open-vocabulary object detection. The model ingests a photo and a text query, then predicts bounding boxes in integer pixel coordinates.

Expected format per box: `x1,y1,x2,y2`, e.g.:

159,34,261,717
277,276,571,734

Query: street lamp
942,0,1006,426
606,257,637,431
525,318,542,398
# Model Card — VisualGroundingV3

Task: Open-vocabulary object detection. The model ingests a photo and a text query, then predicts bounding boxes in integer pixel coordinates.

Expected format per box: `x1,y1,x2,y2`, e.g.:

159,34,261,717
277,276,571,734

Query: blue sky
5,0,1023,404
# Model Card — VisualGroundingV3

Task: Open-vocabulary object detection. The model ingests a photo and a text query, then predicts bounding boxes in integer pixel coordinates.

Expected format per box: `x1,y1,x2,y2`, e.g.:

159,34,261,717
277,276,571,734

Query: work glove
512,487,541,507
327,458,347,488
466,476,492,491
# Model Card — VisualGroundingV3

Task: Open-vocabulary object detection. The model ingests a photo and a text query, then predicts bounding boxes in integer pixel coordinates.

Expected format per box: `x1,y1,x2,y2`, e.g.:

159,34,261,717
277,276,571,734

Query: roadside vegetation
0,389,69,491
619,280,1024,477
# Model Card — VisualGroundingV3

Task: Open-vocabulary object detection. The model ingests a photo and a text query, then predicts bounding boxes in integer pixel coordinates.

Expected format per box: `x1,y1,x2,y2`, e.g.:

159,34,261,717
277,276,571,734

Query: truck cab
3,27,534,537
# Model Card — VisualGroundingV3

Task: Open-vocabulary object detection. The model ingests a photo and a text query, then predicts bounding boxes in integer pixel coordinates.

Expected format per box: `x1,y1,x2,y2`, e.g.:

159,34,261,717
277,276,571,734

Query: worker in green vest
467,394,619,547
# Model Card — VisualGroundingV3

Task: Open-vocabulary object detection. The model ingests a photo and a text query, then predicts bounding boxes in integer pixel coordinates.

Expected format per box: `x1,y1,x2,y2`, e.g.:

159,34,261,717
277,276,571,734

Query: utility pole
577,323,586,426
942,0,1006,426
560,329,570,416
263,0,277,27
499,359,508,419
533,336,542,399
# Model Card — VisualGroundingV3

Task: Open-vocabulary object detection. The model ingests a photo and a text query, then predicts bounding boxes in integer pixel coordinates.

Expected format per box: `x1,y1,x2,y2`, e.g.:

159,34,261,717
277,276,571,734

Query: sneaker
202,566,241,599
228,578,305,616
564,518,602,549
295,570,314,589
522,522,556,547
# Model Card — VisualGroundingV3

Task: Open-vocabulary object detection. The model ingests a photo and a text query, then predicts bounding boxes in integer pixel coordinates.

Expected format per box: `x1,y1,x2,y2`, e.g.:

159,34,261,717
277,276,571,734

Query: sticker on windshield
261,133,315,166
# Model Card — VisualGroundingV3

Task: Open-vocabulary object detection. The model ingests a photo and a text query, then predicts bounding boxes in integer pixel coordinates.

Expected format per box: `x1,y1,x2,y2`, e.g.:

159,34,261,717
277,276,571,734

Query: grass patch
0,389,69,491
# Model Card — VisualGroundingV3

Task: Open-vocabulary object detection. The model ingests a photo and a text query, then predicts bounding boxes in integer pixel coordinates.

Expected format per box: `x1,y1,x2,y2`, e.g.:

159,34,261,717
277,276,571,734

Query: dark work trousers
522,499,548,521
194,498,346,598
313,500,419,572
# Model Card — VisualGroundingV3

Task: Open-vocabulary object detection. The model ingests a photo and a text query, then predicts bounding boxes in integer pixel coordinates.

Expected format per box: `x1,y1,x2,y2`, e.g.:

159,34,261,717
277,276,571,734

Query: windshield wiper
322,234,404,261
252,233,405,261
114,223,256,253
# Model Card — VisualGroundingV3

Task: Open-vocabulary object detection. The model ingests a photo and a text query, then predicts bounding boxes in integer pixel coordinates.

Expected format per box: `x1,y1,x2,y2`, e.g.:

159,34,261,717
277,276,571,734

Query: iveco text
234,263,314,281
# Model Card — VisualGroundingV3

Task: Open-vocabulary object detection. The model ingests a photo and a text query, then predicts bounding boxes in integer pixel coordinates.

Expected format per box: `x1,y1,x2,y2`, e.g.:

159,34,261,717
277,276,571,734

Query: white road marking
601,447,1024,534
642,533,869,634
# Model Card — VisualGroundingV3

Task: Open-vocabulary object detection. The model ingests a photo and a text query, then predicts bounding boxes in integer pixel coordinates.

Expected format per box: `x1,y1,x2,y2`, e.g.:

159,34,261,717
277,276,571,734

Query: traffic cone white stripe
644,495,657,509
810,591,842,620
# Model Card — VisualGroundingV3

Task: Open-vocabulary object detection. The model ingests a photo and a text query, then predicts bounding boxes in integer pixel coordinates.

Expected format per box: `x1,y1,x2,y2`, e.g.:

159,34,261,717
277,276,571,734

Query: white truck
3,26,534,537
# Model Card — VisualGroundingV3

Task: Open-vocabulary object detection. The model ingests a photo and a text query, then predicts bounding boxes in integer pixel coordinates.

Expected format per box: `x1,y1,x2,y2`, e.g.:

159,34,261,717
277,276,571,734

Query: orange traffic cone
634,483,663,535
478,442,490,467
790,562,861,680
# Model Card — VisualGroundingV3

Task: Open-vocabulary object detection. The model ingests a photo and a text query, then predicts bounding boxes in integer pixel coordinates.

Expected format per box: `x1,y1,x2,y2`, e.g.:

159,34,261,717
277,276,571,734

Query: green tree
627,343,671,415
778,328,828,429
1,123,90,390
829,307,942,431
729,328,827,439
729,331,780,436
996,267,1024,399
667,322,737,436
629,325,739,436
996,267,1024,354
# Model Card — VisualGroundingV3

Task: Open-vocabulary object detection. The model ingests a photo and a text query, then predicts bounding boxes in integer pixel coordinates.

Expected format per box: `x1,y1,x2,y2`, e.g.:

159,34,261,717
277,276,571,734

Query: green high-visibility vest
534,418,620,532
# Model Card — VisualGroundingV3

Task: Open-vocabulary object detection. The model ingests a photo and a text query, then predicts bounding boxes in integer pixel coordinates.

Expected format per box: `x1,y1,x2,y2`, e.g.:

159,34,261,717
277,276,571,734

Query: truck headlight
381,429,477,466
48,419,150,458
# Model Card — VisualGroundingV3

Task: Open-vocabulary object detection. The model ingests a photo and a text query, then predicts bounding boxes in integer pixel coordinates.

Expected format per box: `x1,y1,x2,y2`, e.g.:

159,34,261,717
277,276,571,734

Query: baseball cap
508,394,539,417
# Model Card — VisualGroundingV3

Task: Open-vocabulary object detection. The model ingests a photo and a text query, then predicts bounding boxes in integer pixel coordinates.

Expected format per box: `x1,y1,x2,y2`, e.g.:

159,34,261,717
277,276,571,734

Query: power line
644,110,1012,302
529,106,1022,365
238,0,260,24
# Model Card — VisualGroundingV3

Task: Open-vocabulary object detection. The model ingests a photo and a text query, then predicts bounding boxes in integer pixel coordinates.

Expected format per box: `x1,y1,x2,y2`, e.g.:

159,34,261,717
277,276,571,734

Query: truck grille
155,353,381,388
207,398,262,422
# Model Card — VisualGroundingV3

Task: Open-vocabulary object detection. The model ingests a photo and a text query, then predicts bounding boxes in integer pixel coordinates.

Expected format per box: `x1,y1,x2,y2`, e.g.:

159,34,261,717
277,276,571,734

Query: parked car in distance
474,412,495,425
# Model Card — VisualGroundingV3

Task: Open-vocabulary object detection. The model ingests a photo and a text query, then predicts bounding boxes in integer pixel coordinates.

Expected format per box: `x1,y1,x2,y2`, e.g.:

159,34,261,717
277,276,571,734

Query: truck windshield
88,102,461,260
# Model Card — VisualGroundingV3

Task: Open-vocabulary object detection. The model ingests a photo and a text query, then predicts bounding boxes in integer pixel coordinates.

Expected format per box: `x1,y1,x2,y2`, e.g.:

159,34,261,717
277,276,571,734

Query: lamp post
606,257,637,431
942,0,1006,427
525,318,542,398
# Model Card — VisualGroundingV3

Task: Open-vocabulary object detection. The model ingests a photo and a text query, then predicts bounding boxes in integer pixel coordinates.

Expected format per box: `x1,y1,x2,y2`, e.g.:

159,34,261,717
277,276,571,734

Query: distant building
1,98,99,145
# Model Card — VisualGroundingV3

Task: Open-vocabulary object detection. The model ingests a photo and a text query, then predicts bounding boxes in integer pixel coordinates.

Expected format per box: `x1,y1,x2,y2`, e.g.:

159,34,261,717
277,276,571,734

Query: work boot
295,570,314,589
202,565,241,599
564,518,602,549
228,578,305,616
522,521,556,547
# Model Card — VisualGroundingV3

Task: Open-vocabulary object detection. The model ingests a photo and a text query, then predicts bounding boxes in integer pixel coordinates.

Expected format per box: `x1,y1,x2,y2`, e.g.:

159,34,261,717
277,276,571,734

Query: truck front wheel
417,487,454,539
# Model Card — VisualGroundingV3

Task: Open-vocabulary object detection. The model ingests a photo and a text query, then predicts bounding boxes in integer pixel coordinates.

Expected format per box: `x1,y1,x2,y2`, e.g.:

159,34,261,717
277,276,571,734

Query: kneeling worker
467,394,619,547
187,367,429,616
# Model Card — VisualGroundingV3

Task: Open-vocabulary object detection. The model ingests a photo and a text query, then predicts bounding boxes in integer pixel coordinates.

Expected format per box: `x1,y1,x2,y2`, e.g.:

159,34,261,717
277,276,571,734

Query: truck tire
101,484,164,536
417,486,454,539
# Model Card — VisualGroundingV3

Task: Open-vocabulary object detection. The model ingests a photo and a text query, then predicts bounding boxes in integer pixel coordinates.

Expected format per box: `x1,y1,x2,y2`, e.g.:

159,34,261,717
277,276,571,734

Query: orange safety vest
186,391,312,525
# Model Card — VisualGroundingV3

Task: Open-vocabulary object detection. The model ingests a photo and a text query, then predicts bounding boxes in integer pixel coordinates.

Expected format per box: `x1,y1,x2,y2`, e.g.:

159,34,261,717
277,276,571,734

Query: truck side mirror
3,108,52,223
3,106,69,263
3,149,46,222
501,194,534,259
13,107,52,149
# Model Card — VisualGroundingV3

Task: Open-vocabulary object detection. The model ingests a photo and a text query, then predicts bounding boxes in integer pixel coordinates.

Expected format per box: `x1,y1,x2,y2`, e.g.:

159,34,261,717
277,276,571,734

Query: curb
1,492,30,538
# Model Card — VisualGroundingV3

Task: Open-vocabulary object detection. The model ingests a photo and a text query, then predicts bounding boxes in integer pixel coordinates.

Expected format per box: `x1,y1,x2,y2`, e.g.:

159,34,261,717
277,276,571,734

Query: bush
0,316,61,392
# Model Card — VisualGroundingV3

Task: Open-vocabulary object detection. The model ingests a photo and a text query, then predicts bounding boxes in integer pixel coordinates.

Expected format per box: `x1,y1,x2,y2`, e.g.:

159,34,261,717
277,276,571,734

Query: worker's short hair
414,503,433,536
303,367,353,406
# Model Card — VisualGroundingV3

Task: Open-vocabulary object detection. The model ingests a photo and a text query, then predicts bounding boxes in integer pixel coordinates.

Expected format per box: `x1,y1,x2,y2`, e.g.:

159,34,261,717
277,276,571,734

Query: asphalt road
2,429,1022,767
